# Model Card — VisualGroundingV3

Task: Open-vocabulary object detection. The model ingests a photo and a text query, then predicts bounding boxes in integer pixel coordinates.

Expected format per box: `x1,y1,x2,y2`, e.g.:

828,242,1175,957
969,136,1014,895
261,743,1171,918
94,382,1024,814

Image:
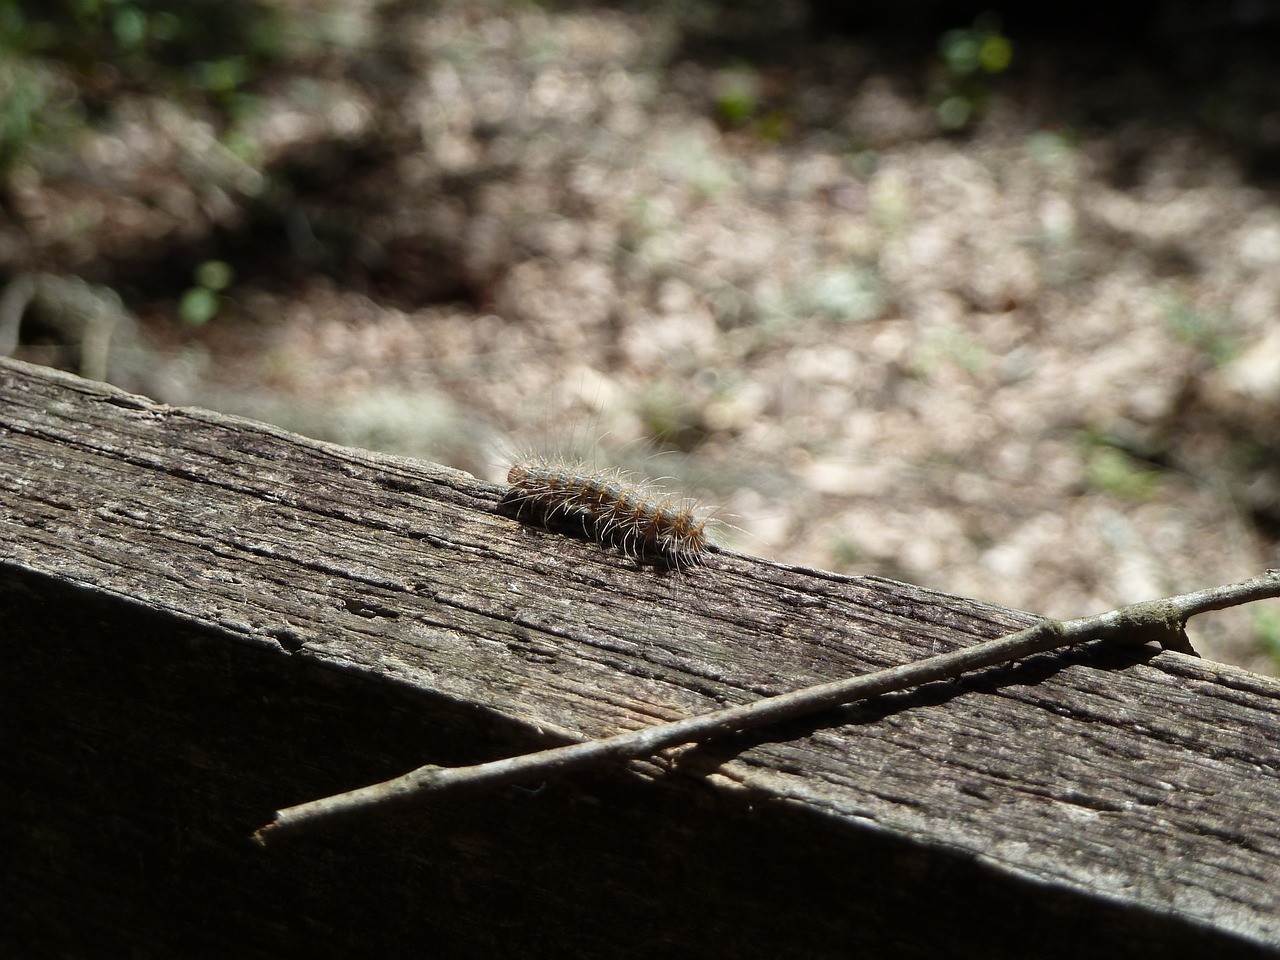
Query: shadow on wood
2,357,1278,958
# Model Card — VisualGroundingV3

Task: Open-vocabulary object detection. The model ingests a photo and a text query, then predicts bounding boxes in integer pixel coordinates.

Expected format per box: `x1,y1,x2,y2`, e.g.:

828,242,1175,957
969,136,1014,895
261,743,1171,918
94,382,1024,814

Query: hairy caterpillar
503,459,711,569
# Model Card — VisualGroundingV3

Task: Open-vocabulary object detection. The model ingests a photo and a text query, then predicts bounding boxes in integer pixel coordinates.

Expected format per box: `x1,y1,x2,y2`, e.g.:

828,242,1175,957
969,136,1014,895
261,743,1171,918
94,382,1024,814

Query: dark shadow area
658,0,1280,185
2,567,1270,959
7,0,1280,307
2,0,1277,340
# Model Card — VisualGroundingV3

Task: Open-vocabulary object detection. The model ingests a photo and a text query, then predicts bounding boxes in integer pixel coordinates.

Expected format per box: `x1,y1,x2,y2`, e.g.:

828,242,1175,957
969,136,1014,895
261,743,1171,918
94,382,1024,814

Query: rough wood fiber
1,356,1278,959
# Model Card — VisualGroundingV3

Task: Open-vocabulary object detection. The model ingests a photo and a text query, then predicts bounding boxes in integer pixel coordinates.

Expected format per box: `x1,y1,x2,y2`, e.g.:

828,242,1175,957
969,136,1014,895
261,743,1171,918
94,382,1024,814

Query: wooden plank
1,355,1278,958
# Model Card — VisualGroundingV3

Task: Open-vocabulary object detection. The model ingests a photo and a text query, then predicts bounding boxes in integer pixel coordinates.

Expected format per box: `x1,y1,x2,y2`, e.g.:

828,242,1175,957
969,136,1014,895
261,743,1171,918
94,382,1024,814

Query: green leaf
195,259,234,291
179,287,220,326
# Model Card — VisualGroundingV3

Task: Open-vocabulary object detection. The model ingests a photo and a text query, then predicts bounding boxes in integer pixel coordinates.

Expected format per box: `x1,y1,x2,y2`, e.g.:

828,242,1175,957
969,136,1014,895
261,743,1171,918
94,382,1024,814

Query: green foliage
0,0,283,103
639,382,706,453
0,0,285,170
1085,447,1162,500
799,266,884,323
912,322,991,377
940,15,1012,77
710,64,790,144
713,66,758,127
179,259,234,326
1255,606,1280,670
935,13,1014,132
3,0,283,67
1161,292,1236,366
0,58,51,169
831,537,861,568
1077,431,1164,501
868,169,911,233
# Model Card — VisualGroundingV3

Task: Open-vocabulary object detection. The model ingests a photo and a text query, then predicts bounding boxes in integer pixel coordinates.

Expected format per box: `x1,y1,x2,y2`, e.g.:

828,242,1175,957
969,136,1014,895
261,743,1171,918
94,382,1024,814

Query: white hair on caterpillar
502,456,715,570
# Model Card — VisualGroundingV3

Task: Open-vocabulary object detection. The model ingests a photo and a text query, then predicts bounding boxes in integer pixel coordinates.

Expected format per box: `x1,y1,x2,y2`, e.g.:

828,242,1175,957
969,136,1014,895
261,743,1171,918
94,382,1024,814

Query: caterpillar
503,459,711,569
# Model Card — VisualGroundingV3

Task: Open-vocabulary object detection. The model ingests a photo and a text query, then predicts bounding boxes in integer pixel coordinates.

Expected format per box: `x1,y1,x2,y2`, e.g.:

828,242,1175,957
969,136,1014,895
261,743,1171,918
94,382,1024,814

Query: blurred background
2,0,1279,669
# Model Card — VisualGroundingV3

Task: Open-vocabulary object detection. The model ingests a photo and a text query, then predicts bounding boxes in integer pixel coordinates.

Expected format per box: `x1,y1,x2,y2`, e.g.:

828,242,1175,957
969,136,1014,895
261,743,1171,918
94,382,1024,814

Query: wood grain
2,356,1278,959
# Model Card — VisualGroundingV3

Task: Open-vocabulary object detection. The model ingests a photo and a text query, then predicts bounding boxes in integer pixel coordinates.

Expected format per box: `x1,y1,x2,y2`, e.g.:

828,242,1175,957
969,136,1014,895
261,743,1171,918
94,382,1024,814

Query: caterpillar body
504,460,710,569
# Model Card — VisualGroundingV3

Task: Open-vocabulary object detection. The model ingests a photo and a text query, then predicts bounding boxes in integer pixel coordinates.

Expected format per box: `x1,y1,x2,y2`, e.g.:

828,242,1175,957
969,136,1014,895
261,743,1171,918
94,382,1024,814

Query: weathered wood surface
2,355,1278,959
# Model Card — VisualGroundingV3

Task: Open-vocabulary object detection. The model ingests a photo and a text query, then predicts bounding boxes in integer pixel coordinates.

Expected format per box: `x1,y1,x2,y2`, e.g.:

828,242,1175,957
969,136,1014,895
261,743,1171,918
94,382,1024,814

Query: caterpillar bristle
502,458,711,570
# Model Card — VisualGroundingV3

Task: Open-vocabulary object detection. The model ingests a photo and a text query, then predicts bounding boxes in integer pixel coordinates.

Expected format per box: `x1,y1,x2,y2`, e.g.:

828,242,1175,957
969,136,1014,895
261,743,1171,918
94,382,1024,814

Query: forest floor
3,1,1279,671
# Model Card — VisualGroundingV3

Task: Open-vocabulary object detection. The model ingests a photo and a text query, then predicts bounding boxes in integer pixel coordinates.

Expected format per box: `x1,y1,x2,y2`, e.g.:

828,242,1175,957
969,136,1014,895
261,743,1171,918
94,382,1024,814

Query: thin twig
253,569,1280,846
